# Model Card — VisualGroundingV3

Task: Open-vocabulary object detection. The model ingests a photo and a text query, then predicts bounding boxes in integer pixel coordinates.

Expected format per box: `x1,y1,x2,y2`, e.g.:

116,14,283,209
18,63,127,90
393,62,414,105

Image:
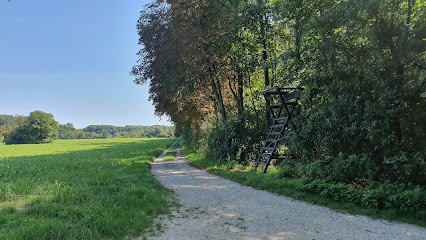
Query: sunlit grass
0,139,115,158
162,140,179,161
0,138,177,240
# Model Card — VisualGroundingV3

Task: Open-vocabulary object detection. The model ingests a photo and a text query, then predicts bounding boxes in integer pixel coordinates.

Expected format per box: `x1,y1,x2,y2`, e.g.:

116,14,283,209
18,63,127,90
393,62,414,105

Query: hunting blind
255,87,303,173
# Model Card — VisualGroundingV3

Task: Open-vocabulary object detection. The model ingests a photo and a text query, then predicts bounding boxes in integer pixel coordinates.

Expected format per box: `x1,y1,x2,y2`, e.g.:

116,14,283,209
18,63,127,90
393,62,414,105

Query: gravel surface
149,142,426,240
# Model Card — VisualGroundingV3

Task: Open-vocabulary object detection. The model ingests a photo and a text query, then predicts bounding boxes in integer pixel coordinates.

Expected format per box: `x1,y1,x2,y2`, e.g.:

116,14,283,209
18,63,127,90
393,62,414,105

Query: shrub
5,111,59,144
381,152,426,186
206,118,250,162
360,183,426,212
206,117,264,163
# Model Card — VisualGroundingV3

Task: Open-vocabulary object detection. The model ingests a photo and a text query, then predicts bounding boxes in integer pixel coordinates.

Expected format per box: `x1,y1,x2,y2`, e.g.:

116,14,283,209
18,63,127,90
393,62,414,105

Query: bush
181,125,201,149
206,117,264,163
360,183,426,212
281,151,426,187
206,118,249,162
5,111,59,144
381,152,426,186
323,153,375,184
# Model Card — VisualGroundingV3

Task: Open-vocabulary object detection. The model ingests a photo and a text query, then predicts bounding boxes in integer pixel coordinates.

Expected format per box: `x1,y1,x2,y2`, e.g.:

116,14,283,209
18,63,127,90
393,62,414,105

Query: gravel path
150,142,426,240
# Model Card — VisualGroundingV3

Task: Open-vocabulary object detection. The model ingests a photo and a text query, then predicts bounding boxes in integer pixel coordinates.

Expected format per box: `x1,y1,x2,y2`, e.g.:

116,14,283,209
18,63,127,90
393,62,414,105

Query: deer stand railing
255,87,303,173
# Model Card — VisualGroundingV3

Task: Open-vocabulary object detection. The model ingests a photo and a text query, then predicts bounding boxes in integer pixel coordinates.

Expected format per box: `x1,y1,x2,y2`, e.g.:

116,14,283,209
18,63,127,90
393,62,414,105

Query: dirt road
149,142,426,240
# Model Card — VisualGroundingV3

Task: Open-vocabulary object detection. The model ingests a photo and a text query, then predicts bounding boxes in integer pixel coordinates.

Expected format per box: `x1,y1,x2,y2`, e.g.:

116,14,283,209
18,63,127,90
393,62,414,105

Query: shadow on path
150,141,426,240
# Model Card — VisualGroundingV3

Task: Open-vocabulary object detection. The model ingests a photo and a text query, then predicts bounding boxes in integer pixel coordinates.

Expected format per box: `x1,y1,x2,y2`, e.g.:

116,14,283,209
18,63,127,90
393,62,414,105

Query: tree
133,0,425,184
0,114,18,126
132,0,220,129
5,111,59,144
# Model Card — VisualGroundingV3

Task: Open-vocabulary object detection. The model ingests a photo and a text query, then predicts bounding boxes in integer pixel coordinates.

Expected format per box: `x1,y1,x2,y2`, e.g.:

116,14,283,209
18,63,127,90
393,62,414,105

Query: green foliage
206,117,264,163
83,125,174,138
5,111,59,145
2,114,174,141
0,138,177,239
279,151,426,189
135,0,425,218
0,114,18,126
58,123,102,139
180,125,200,149
285,0,426,180
0,115,25,143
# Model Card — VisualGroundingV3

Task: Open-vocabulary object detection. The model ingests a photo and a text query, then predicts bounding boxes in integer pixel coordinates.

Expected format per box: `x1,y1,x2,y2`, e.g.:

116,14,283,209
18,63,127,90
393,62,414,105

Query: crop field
0,138,177,240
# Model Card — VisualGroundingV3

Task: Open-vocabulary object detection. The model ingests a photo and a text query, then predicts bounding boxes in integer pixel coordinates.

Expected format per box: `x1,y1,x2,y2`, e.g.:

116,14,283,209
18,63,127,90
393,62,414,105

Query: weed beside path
0,138,177,240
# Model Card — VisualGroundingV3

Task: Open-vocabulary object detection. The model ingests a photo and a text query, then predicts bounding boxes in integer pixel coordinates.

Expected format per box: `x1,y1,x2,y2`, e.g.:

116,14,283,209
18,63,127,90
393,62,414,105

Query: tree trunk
294,0,302,70
211,74,227,122
237,73,244,117
261,24,271,126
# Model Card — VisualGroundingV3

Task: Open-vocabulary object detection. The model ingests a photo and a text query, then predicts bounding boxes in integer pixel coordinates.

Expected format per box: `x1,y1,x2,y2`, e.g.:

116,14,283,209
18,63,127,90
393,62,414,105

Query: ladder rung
258,154,272,158
261,147,274,151
270,125,285,129
263,139,279,143
263,91,280,96
271,155,294,160
267,132,281,136
256,161,267,165
273,117,288,122
284,102,298,106
270,104,283,108
281,92,300,101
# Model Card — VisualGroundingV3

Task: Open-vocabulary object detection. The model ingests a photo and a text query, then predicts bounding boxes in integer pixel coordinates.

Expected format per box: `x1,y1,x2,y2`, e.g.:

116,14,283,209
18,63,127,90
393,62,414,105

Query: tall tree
5,111,59,144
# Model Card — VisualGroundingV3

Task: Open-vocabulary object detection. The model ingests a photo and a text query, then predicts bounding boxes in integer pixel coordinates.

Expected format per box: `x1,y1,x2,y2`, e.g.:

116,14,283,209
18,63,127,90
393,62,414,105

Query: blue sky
0,0,171,128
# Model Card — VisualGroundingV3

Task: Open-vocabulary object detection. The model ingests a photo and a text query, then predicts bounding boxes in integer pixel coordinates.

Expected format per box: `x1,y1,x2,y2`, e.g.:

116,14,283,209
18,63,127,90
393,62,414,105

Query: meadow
0,138,177,240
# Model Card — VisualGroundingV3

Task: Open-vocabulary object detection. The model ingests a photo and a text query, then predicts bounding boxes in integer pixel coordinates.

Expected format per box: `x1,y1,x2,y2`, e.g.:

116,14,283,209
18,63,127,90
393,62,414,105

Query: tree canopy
133,0,425,186
4,111,59,144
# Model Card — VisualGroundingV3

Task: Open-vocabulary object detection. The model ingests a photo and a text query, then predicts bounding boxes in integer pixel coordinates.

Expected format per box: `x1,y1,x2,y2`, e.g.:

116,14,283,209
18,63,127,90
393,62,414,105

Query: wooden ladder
255,87,303,173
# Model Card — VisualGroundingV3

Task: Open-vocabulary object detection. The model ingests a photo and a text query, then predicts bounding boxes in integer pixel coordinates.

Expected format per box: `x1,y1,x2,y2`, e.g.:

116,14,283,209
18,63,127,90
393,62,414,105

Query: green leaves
4,111,58,145
133,0,425,190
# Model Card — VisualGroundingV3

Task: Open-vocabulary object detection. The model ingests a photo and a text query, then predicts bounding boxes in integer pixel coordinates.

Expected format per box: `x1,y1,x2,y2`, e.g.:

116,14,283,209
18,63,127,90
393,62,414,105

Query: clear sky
0,0,171,129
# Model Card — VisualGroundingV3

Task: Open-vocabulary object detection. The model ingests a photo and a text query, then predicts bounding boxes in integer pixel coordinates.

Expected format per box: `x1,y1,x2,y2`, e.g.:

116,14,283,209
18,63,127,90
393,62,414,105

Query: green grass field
0,138,177,240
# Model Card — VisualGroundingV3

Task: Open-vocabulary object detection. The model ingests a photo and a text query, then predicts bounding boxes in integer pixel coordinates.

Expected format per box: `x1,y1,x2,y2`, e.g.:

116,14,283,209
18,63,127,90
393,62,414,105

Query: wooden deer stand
255,87,303,173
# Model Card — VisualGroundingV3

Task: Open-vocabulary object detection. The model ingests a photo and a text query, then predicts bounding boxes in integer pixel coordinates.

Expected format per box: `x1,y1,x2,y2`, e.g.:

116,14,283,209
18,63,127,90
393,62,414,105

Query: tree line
132,0,425,188
0,113,175,144
78,124,174,138
0,112,58,144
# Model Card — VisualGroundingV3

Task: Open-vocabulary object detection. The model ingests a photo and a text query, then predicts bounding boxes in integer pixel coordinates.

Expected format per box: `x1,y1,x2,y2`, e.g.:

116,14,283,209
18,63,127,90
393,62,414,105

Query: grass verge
182,145,426,228
0,138,177,240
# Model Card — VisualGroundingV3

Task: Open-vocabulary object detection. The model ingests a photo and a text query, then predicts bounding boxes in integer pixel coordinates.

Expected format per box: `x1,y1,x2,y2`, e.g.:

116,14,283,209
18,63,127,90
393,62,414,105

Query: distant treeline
60,123,175,139
0,114,23,142
0,114,175,142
